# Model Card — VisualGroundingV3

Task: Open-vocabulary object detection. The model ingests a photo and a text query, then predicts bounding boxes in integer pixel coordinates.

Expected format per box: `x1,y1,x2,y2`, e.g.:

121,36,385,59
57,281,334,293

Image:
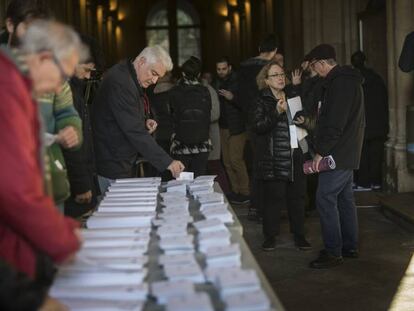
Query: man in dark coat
213,57,250,203
351,51,388,190
306,44,365,269
92,46,184,193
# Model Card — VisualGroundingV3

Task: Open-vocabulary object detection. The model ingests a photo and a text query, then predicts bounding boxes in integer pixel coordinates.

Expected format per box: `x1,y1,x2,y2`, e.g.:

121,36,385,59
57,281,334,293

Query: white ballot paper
287,96,308,142
49,283,148,301
177,171,194,181
197,229,231,252
193,218,227,233
86,214,153,229
205,244,242,268
51,284,148,302
53,270,147,287
194,175,217,182
197,192,225,205
82,236,150,249
114,177,161,184
204,266,245,283
217,269,261,297
151,280,195,304
81,227,151,239
77,245,147,258
58,298,145,311
163,262,205,283
166,292,214,311
158,253,197,266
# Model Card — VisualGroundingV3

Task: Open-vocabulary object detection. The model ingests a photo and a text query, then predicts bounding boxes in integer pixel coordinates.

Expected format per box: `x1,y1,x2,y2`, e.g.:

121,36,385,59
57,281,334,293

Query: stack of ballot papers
159,235,194,254
157,223,189,238
51,177,160,310
163,180,189,194
151,280,195,304
166,292,214,311
200,205,233,224
197,229,231,252
223,290,271,311
193,218,227,233
86,212,155,229
197,192,225,206
163,261,205,282
204,243,242,268
158,253,197,267
113,177,161,184
81,227,151,238
216,268,262,297
50,283,148,302
58,298,145,311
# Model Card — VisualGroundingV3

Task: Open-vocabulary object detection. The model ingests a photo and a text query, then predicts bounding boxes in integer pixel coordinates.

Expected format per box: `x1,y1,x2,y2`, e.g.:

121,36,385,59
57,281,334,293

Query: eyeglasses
52,55,70,82
267,73,285,79
310,60,322,69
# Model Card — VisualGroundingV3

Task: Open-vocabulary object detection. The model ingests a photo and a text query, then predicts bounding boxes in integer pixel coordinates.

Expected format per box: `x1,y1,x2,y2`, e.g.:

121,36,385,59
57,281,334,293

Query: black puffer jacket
213,72,245,135
252,88,302,181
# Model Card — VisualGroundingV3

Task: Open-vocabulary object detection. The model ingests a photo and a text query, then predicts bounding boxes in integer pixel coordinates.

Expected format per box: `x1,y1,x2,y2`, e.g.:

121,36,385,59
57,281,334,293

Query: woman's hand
291,69,302,85
276,98,287,114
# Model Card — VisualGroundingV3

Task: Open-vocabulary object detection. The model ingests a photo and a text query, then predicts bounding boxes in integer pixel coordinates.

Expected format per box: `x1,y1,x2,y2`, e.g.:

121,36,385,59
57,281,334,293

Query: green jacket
38,82,83,206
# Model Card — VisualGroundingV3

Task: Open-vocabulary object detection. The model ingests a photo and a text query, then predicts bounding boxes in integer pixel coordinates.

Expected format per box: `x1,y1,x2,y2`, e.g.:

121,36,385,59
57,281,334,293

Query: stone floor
232,192,414,311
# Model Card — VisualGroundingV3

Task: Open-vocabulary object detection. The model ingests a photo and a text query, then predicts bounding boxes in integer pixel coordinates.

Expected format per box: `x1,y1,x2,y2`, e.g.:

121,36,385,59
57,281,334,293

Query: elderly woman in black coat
252,60,311,251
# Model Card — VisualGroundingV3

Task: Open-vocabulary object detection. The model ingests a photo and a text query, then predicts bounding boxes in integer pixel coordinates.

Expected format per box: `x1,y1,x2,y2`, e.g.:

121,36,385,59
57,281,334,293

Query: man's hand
167,160,185,178
218,89,234,101
74,190,92,204
56,126,79,149
291,69,302,85
146,119,158,134
312,153,323,172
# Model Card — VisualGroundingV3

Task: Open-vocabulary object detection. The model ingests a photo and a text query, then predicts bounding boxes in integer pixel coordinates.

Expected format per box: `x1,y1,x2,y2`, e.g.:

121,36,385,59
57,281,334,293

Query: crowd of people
0,0,390,309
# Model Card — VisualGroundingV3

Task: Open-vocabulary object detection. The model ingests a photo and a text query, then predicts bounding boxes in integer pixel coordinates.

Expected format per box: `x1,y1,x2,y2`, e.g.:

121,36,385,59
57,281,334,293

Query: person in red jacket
0,20,85,279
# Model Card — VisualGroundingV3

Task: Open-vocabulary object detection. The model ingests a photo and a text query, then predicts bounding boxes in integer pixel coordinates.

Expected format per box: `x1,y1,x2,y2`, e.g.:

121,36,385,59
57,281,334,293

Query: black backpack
171,84,211,145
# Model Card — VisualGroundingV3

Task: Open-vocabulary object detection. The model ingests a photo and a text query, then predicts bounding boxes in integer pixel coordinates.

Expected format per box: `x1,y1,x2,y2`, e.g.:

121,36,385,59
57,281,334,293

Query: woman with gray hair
252,60,311,252
0,19,84,311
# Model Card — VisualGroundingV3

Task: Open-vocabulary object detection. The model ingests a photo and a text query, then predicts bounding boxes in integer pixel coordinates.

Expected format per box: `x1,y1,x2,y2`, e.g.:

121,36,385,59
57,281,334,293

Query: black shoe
262,238,276,251
342,249,359,258
309,251,343,269
226,192,238,203
230,193,250,205
294,236,312,251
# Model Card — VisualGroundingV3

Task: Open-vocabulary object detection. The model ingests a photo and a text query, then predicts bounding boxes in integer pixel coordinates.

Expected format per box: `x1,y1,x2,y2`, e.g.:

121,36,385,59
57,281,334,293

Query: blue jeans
316,169,358,257
97,175,114,195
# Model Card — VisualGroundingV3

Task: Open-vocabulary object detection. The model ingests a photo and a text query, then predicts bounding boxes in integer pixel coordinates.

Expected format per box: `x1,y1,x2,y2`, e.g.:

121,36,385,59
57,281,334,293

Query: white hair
21,20,89,63
135,45,173,71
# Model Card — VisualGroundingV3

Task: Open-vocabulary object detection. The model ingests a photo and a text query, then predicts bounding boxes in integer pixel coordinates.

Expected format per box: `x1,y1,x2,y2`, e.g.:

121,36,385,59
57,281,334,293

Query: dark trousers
174,152,209,177
247,132,264,216
262,175,306,239
355,137,385,187
316,169,358,257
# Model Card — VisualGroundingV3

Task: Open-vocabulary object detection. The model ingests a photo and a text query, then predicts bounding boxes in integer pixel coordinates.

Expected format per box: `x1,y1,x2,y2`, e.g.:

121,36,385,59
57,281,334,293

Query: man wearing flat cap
305,44,365,268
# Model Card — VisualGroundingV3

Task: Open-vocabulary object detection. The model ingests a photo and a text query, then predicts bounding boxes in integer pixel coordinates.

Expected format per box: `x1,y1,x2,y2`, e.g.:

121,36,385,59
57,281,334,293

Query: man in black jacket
306,44,365,269
92,46,184,193
213,57,250,204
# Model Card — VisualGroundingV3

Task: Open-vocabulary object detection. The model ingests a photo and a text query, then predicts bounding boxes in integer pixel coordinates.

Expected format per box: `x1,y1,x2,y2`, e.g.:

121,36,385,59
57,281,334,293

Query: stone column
385,0,414,192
